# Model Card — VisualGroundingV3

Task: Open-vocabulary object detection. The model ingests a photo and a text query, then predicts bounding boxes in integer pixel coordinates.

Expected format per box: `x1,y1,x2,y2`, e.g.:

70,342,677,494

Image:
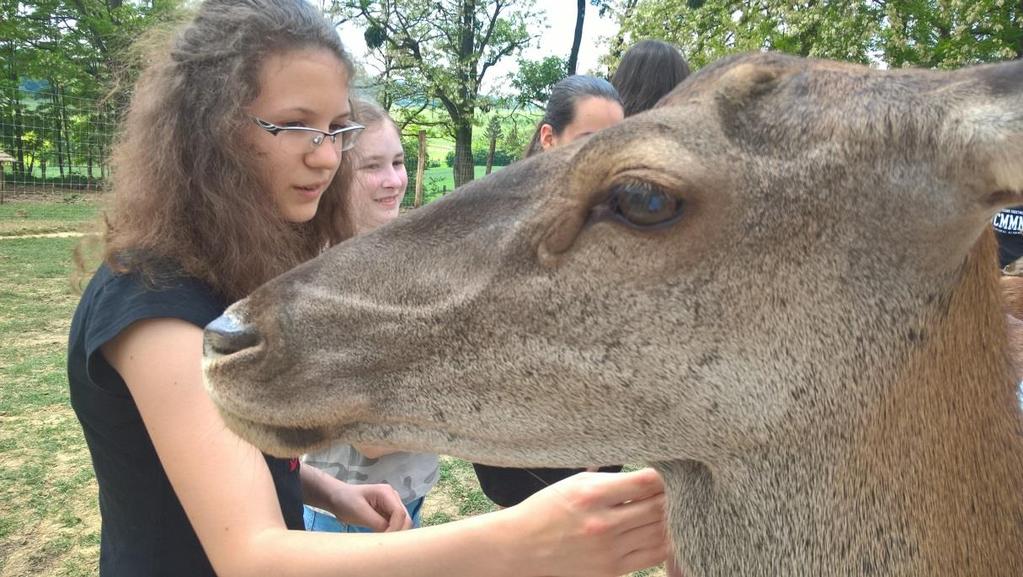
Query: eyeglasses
251,117,365,153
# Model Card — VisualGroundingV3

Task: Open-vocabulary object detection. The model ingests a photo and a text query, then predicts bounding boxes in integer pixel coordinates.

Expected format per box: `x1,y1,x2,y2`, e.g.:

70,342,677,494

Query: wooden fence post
414,130,426,208
0,152,15,205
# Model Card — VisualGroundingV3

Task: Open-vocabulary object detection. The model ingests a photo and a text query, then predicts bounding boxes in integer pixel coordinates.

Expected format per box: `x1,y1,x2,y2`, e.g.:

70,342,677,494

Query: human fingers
614,538,672,577
342,497,389,531
615,516,669,558
384,490,412,532
607,491,667,537
368,486,410,532
573,467,665,508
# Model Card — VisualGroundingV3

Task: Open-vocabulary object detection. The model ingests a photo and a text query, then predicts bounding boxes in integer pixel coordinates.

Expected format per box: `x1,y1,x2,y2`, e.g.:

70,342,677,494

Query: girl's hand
327,481,412,532
505,468,670,577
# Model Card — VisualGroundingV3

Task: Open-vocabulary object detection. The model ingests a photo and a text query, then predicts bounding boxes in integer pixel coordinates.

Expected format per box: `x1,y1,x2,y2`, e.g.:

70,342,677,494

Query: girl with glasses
67,1,670,576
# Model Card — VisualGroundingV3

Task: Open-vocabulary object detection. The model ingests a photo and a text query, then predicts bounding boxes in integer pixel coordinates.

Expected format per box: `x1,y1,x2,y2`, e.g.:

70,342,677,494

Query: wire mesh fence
1,86,516,207
0,87,117,202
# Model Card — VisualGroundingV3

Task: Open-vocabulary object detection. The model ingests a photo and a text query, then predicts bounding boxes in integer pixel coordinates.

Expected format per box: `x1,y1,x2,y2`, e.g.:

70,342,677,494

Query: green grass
0,235,100,577
408,165,506,206
0,195,101,236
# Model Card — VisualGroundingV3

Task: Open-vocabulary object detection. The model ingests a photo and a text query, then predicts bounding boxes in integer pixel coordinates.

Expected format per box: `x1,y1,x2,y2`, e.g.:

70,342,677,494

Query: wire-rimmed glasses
251,117,365,154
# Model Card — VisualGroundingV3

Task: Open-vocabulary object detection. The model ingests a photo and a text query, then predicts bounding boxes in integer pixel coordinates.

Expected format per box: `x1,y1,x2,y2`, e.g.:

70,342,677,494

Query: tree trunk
415,130,426,207
453,122,474,188
13,92,24,178
1016,0,1022,59
452,0,476,188
51,84,66,180
6,40,25,178
485,129,496,175
568,0,585,75
59,84,72,179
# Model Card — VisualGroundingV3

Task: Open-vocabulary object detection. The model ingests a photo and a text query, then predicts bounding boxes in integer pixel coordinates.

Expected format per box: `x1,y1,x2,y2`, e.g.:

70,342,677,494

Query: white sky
337,3,619,95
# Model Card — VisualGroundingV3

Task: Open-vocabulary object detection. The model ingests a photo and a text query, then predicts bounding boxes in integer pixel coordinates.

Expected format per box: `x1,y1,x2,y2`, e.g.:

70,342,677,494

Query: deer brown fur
203,53,1023,576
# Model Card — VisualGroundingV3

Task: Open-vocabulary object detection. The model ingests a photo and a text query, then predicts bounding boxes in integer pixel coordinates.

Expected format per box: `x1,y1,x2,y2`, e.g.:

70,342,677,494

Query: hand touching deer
204,53,1023,576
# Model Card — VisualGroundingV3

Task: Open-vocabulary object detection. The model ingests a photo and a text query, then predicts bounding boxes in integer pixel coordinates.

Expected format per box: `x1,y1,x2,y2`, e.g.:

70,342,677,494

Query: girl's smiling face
246,48,352,223
347,121,408,234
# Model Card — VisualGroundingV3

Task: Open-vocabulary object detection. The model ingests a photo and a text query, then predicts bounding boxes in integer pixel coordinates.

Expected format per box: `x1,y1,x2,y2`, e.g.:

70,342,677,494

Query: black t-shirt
993,206,1023,269
472,464,623,507
67,264,303,577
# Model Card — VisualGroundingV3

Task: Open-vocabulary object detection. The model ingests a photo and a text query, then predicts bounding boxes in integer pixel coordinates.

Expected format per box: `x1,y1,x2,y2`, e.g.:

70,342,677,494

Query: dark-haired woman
522,74,625,157
611,39,691,117
66,1,670,576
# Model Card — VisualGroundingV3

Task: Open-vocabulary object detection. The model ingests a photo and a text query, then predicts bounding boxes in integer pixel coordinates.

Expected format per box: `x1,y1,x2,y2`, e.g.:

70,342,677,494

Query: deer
202,52,1023,576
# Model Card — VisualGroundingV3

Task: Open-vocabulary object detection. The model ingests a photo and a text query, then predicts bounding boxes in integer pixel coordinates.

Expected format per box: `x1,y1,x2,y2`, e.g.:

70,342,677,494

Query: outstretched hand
505,468,671,577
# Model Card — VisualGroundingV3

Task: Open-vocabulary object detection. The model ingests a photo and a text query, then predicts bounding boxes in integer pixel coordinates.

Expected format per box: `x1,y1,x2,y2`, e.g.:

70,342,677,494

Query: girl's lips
374,195,400,208
295,183,326,199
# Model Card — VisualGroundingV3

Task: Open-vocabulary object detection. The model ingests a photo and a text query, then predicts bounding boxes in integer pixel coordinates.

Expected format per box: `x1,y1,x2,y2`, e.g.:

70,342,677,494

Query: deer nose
204,314,261,357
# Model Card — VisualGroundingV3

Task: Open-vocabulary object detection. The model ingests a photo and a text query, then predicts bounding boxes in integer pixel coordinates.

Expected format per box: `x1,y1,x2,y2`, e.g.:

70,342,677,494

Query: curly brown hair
96,0,355,301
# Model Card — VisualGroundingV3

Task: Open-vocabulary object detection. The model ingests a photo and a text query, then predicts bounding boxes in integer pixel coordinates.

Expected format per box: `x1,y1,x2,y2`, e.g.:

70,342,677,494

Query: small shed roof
0,151,14,163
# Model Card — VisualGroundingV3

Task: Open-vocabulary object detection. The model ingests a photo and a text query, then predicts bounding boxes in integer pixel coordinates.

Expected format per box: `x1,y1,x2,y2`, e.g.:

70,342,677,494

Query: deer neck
659,237,1023,576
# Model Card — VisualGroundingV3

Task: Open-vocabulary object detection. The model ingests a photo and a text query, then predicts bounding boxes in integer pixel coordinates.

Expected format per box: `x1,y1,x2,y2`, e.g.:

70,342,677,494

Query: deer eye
608,182,684,228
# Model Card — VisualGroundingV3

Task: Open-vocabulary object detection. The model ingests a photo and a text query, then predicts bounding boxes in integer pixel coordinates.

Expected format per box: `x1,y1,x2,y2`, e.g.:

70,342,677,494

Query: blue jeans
303,497,425,533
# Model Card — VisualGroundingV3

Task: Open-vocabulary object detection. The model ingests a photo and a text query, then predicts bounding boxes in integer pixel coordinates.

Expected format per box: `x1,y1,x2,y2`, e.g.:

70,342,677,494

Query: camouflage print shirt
303,445,439,504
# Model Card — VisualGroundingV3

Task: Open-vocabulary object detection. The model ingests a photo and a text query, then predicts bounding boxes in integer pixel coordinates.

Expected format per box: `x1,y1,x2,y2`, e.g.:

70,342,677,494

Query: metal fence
0,88,116,202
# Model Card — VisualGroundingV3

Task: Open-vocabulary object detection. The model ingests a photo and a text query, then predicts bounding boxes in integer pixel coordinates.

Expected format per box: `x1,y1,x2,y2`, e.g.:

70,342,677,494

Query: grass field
0,194,100,237
414,165,505,205
0,196,665,577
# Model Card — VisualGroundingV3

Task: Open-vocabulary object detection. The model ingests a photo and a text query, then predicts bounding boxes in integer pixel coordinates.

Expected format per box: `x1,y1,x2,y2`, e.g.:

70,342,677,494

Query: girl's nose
384,166,406,189
306,141,341,168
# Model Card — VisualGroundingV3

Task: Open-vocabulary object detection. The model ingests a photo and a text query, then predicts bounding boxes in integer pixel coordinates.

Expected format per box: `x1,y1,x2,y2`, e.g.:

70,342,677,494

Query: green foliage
444,147,517,167
511,55,568,107
878,0,1023,69
329,0,543,187
614,0,1021,70
1,0,183,179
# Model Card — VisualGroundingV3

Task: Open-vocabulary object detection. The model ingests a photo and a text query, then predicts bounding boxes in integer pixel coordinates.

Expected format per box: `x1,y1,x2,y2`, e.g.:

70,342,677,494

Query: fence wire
1,88,117,197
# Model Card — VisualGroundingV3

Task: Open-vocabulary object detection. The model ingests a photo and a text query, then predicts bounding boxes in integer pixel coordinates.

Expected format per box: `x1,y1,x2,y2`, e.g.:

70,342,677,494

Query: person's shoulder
84,255,229,331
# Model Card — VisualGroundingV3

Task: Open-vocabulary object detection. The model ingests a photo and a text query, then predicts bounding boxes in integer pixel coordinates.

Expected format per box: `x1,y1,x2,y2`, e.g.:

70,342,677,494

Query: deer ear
952,60,1023,210
715,61,788,105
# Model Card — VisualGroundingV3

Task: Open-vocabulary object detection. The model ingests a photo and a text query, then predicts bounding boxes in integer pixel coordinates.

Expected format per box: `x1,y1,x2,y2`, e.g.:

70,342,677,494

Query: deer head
204,53,1023,575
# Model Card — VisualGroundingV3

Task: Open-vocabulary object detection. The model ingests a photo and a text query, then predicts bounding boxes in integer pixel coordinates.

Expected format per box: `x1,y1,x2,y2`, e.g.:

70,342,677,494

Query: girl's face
541,96,625,151
246,48,352,223
348,121,407,235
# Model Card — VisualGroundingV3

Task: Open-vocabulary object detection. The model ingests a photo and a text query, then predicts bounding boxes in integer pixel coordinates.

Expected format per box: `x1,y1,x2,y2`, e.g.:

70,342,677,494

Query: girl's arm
104,318,669,577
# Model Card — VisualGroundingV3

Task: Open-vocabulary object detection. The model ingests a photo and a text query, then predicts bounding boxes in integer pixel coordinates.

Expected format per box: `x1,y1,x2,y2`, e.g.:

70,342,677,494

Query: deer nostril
204,314,261,357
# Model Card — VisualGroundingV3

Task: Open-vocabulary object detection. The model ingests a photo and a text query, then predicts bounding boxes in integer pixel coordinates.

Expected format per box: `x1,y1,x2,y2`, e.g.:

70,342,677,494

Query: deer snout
204,314,261,357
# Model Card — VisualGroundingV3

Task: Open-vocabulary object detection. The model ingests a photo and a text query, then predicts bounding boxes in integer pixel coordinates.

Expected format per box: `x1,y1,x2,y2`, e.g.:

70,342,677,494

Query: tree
878,0,1022,69
567,0,586,74
510,55,566,108
1,0,180,183
483,114,502,174
613,0,878,69
332,0,541,188
611,0,1020,71
592,0,639,66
